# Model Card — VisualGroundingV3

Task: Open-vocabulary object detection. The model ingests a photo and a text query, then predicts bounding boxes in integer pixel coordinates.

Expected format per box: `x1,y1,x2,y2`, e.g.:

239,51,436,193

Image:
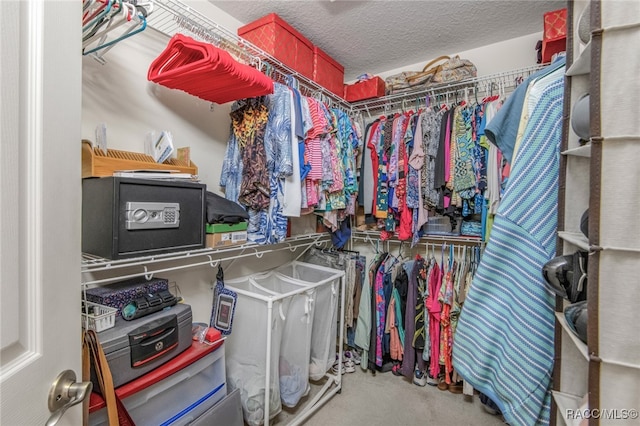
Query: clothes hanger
449,243,454,269
84,6,148,57
82,0,114,31
83,0,133,48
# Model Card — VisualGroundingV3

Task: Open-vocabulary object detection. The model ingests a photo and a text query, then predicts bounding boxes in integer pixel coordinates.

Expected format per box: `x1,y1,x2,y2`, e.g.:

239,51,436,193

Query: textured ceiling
209,0,566,81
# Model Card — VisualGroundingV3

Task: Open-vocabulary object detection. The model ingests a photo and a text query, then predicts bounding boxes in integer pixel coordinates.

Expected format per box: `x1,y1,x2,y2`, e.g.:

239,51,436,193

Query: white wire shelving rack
145,0,547,116
146,0,351,111
351,230,484,247
349,64,547,116
81,233,331,286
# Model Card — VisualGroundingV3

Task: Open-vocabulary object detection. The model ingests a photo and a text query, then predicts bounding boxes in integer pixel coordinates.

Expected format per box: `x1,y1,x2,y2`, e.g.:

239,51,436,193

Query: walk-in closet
1,1,639,425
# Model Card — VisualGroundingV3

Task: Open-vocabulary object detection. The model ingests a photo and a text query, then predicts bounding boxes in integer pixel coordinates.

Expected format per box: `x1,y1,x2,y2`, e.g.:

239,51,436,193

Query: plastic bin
274,261,344,381
423,215,453,235
89,344,226,426
251,272,315,408
223,276,287,426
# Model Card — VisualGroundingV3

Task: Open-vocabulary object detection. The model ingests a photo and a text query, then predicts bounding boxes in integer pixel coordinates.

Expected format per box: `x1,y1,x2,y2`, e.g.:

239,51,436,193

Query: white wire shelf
349,64,547,115
81,233,331,286
351,230,484,246
147,0,351,110
146,0,550,116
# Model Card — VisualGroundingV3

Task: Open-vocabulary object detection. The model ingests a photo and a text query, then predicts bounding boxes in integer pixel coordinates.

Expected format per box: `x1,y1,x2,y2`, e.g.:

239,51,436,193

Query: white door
1,1,83,425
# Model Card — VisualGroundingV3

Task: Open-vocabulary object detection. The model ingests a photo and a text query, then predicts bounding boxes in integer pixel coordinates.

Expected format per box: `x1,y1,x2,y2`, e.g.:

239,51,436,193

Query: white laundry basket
251,272,315,408
274,261,344,381
224,276,289,426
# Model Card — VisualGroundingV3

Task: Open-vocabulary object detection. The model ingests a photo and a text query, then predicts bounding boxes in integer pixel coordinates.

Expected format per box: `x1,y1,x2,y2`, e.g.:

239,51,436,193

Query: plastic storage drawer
89,344,226,426
190,388,243,426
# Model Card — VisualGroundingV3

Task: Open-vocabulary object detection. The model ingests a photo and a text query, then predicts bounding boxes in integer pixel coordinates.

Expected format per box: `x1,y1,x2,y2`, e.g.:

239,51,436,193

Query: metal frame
224,264,346,426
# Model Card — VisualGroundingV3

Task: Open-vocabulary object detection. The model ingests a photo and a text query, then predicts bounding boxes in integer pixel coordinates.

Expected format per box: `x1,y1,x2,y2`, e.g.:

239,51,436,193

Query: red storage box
542,8,567,63
238,13,314,79
313,46,344,97
344,77,386,102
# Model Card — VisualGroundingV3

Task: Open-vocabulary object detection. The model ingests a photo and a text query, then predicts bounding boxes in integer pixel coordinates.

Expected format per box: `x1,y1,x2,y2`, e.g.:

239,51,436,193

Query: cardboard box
344,76,386,102
238,13,314,79
206,231,248,248
313,46,344,96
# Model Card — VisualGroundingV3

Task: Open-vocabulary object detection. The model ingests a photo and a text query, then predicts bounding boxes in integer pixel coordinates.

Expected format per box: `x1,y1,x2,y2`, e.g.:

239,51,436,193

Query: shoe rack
553,0,640,424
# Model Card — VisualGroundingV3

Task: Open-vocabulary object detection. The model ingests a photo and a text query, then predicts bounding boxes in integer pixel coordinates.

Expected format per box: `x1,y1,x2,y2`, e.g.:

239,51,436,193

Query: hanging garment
249,83,293,244
220,124,243,203
232,101,270,210
400,256,428,379
453,64,565,426
426,256,443,379
354,257,374,370
439,260,456,384
484,59,565,165
282,88,302,217
367,254,387,371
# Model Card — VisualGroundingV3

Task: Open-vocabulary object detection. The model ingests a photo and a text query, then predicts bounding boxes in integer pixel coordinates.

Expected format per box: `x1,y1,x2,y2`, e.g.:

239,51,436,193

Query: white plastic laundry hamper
274,261,343,381
251,272,315,408
224,276,289,426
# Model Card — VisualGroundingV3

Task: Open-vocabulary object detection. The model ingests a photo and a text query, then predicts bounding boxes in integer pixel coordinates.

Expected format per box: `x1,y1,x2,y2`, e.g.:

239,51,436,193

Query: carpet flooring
271,367,507,426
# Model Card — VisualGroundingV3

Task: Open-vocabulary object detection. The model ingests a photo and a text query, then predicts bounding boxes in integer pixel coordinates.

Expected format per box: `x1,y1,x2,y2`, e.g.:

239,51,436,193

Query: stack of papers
113,170,198,181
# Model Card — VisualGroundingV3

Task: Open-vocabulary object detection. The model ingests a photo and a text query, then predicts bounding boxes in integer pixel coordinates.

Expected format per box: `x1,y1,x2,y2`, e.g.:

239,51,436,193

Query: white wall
359,32,543,84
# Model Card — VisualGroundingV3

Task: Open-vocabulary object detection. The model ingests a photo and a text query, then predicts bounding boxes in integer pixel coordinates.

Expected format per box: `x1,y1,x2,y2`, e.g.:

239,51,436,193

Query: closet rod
147,0,351,110
350,63,546,114
350,230,484,246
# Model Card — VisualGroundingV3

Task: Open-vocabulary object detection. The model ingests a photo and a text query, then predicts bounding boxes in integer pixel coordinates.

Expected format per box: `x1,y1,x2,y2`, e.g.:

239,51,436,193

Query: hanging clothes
426,253,443,379
400,255,428,379
220,81,359,244
453,61,565,426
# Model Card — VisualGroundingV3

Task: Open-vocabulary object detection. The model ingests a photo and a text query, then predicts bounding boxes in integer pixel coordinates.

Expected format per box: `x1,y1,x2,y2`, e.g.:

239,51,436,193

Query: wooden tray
81,140,198,178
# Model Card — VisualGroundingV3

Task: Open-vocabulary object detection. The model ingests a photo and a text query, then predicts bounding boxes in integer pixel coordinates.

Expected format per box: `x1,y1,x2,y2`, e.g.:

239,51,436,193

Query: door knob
45,370,92,426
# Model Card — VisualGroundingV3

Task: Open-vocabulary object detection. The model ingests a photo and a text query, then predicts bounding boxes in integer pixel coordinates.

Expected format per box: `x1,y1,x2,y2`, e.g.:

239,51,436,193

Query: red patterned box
238,13,314,79
344,77,386,102
313,46,344,97
542,8,567,63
